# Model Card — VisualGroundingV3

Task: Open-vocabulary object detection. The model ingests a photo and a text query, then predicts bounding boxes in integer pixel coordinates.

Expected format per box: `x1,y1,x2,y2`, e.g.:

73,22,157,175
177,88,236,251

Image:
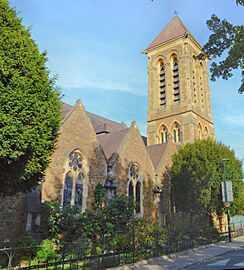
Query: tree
201,1,243,93
0,0,61,195
171,139,244,215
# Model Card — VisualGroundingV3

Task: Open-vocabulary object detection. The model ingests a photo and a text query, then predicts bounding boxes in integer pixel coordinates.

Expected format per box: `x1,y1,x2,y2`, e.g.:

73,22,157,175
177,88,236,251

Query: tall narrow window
198,123,202,139
204,127,209,139
173,57,180,102
75,173,83,208
159,61,166,106
128,180,134,199
135,182,141,214
160,125,168,143
173,122,181,143
63,172,73,207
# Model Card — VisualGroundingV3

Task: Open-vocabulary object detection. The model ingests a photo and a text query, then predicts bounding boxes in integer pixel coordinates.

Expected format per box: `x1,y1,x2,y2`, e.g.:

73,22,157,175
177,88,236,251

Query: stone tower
143,16,214,146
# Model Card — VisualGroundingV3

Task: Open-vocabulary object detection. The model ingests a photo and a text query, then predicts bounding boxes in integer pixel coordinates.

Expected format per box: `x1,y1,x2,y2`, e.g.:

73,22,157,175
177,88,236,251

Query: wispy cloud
59,79,145,96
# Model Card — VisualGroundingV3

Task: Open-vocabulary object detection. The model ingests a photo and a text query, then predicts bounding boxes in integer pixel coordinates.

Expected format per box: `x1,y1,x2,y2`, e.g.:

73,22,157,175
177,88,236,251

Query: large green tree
171,139,244,215
0,0,61,195
201,0,243,93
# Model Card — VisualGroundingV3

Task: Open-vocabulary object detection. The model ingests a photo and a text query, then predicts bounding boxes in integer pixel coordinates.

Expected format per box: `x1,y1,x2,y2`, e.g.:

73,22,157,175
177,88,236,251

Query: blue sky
10,0,244,163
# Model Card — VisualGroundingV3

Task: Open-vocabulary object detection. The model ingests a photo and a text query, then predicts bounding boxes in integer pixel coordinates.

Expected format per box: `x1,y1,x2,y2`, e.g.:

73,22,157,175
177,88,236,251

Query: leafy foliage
44,185,165,255
171,139,244,215
32,239,61,264
201,2,243,93
0,0,61,195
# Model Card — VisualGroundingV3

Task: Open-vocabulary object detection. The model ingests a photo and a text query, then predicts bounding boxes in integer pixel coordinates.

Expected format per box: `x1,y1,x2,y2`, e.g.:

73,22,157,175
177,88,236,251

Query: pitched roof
97,128,129,160
87,112,127,134
147,143,168,169
61,102,127,134
146,16,188,50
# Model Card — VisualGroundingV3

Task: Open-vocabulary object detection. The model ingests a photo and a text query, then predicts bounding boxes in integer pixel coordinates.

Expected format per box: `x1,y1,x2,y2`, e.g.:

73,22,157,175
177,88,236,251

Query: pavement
109,236,244,270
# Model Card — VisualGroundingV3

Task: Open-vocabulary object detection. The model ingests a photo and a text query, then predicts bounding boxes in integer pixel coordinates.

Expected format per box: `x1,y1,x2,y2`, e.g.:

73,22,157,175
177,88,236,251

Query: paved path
186,248,244,269
109,236,244,270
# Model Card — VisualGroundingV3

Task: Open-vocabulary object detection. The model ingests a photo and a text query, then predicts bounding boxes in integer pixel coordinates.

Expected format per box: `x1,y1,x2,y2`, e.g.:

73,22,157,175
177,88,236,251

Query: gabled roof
87,112,127,134
61,102,127,134
146,16,189,51
147,143,168,169
97,128,129,161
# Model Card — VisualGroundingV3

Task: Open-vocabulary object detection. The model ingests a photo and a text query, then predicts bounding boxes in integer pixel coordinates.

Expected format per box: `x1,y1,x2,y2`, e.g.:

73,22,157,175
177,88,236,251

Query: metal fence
1,222,243,269
0,236,222,270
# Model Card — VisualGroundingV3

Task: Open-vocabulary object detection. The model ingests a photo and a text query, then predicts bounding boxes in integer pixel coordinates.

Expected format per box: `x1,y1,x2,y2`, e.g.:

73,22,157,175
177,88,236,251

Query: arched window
198,123,202,139
135,182,141,214
160,125,168,143
75,173,83,208
172,57,180,102
63,172,73,207
172,122,181,143
128,180,134,199
159,60,166,106
204,127,209,139
127,163,143,214
63,150,86,209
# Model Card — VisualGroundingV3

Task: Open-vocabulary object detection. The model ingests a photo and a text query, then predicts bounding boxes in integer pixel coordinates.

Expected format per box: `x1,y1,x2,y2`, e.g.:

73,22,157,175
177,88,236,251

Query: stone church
0,16,214,243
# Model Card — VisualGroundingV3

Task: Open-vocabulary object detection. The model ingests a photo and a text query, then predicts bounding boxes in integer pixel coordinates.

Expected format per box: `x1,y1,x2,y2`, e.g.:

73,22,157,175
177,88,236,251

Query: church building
0,16,214,243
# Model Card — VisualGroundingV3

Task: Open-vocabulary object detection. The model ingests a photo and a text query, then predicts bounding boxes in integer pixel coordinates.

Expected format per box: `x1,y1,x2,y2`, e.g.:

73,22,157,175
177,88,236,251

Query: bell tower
143,16,214,146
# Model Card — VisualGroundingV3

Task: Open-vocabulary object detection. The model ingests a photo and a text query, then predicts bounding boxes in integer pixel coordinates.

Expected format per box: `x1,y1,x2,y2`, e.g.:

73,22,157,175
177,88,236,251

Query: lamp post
222,158,231,242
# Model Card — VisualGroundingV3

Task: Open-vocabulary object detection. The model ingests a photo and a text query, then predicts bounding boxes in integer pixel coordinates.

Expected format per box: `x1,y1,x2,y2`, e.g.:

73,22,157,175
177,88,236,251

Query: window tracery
127,163,142,214
63,150,84,209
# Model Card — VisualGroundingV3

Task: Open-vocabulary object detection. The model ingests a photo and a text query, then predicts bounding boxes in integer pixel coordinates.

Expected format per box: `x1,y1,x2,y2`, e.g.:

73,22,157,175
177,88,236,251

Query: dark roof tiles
61,102,127,134
147,143,168,169
97,129,129,160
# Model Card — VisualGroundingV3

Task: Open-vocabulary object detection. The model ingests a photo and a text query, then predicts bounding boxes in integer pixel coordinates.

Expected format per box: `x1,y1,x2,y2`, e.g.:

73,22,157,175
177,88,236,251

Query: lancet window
172,122,181,143
160,125,168,143
198,123,202,139
173,57,180,102
204,127,209,139
128,163,142,214
159,61,166,106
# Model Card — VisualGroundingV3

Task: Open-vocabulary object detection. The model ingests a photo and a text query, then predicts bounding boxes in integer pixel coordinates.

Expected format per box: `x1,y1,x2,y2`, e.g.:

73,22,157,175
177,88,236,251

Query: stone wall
113,123,157,221
0,193,26,244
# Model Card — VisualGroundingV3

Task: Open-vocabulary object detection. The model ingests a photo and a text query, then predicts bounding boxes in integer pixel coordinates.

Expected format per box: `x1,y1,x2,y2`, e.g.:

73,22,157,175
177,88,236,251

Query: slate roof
61,102,127,134
97,128,129,160
146,16,189,50
147,143,168,169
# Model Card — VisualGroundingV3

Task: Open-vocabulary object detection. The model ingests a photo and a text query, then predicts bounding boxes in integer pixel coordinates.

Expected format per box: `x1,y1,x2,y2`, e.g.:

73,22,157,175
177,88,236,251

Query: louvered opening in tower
159,62,166,106
173,58,180,102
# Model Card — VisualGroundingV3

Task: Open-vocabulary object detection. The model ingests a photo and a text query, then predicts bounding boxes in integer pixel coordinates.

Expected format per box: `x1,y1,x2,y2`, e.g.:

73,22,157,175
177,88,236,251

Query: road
184,248,244,270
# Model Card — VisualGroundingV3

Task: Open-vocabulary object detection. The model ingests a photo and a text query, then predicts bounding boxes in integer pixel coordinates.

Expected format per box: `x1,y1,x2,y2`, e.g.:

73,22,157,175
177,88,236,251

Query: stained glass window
63,172,73,207
135,181,141,214
128,163,142,214
128,180,134,199
75,173,82,208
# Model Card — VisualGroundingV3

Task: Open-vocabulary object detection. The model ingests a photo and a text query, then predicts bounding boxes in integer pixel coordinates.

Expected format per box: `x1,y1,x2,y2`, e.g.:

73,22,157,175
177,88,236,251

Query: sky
9,0,244,163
